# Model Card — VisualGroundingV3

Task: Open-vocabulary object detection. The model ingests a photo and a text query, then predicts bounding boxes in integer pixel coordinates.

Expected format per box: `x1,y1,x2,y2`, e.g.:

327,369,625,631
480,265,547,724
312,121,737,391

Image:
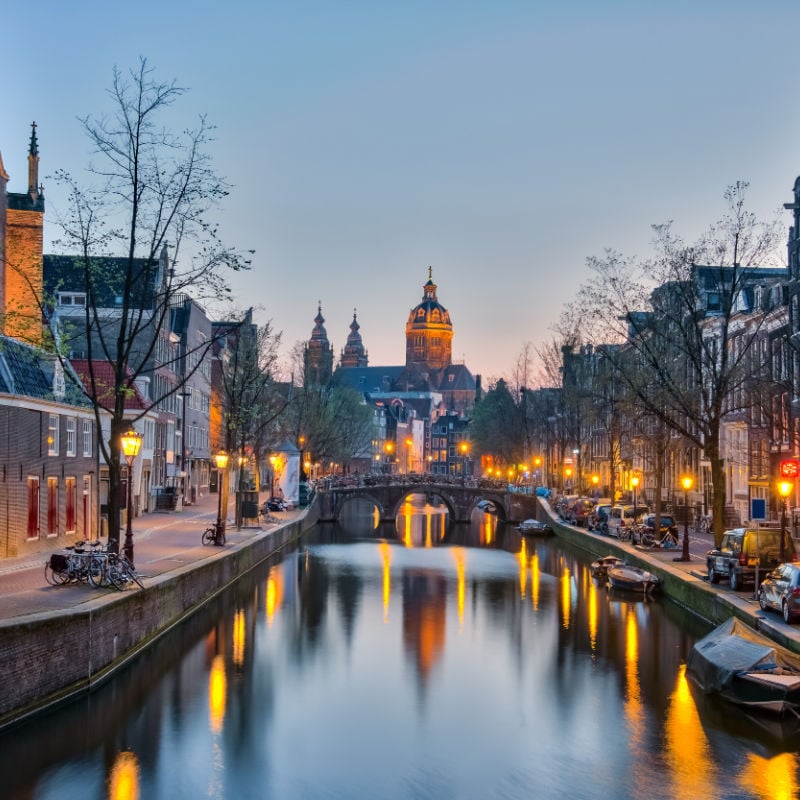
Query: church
304,269,479,474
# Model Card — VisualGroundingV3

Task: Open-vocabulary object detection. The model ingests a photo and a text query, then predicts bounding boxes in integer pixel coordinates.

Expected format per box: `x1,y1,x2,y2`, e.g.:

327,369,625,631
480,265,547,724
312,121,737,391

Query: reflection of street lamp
674,475,693,562
779,481,793,562
215,450,229,545
121,428,143,565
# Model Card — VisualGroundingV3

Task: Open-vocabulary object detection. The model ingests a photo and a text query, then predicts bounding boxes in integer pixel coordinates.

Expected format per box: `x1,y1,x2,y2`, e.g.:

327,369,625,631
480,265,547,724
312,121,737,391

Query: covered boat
687,617,800,716
607,563,660,594
590,555,623,578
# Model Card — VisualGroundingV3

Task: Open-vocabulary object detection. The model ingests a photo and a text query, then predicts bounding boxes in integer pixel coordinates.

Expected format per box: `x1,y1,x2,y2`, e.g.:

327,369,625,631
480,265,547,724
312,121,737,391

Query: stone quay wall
0,502,320,730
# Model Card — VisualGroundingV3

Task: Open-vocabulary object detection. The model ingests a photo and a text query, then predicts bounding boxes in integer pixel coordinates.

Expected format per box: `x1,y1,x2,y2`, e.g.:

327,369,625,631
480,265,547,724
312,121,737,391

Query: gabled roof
0,337,90,407
69,359,149,411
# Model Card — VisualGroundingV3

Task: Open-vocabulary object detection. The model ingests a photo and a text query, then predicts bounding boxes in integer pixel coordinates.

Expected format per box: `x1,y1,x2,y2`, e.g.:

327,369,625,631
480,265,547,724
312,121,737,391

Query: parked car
706,528,784,591
568,498,594,527
556,495,578,520
588,503,614,533
758,564,800,623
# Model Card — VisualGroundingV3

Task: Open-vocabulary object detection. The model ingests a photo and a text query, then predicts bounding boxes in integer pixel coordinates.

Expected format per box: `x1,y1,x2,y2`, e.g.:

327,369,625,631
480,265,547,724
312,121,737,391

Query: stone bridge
316,478,541,525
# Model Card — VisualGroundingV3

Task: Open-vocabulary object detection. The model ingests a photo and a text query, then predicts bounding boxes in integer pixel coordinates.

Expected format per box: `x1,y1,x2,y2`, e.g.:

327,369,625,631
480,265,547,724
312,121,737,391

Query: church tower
405,267,453,372
304,302,334,384
2,123,45,344
340,309,368,368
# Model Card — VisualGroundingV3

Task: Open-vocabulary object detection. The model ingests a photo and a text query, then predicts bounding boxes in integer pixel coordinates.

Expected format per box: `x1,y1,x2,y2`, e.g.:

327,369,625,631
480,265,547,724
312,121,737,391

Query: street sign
751,498,766,521
780,459,800,478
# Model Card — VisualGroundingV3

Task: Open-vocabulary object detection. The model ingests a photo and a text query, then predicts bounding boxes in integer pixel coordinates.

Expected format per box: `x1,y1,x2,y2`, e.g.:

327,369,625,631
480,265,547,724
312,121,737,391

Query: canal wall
538,499,800,655
0,503,321,730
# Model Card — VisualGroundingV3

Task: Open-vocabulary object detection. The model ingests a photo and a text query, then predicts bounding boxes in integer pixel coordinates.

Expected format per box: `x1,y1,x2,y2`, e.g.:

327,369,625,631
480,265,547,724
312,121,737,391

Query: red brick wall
4,207,43,344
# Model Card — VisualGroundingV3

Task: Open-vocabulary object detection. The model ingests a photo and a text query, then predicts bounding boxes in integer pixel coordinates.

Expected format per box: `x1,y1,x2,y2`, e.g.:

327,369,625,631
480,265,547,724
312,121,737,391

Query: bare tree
47,60,251,551
579,182,784,543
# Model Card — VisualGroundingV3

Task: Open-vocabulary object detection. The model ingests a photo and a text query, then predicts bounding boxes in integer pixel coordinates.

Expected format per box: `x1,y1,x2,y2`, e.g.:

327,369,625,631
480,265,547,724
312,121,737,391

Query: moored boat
590,555,623,578
517,519,552,535
606,563,660,594
687,617,800,716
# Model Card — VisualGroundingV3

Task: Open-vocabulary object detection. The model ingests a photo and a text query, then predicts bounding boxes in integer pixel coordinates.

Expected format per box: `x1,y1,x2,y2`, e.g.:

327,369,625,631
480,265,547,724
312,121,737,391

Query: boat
686,617,800,716
590,555,623,578
517,519,552,535
606,563,660,594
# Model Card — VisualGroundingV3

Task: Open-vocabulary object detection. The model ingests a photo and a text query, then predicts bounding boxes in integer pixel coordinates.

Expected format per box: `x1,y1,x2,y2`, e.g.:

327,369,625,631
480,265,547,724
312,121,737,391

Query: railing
317,473,508,492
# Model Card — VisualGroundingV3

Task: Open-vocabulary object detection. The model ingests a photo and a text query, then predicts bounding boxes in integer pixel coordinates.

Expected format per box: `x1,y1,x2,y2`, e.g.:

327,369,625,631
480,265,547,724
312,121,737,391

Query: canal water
2,497,800,800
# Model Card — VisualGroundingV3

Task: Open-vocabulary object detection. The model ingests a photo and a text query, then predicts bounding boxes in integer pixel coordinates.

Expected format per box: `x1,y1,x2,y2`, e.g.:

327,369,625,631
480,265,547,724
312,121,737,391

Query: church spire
27,122,40,201
340,308,368,368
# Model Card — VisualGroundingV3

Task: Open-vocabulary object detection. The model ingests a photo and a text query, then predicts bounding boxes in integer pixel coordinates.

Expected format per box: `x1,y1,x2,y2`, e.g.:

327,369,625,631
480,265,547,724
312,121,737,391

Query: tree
48,60,251,551
578,182,784,543
469,379,525,472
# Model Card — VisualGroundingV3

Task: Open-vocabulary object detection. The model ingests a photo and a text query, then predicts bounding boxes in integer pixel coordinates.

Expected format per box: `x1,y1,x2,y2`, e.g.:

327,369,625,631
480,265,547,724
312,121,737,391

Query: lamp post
459,441,469,478
573,448,580,494
214,450,229,545
674,475,693,562
120,428,143,566
384,441,394,474
591,474,600,497
779,480,793,562
631,474,640,512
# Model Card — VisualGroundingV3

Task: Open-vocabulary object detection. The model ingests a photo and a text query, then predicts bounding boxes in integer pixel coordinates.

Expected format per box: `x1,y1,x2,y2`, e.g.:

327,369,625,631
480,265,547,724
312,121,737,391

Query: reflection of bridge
317,478,540,524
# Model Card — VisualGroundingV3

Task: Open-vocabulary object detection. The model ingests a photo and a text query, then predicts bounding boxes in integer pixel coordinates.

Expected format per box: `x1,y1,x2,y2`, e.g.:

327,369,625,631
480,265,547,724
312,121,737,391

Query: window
82,420,92,457
66,418,76,456
57,292,86,306
27,477,40,539
47,477,59,536
48,414,59,456
65,477,76,533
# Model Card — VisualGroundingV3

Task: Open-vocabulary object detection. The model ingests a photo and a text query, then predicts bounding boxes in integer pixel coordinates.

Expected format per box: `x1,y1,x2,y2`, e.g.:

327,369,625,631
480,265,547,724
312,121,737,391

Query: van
605,504,649,539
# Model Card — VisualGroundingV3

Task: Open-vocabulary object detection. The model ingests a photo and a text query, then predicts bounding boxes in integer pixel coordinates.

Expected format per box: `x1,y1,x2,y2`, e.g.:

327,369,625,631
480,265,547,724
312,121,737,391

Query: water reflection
5,499,800,799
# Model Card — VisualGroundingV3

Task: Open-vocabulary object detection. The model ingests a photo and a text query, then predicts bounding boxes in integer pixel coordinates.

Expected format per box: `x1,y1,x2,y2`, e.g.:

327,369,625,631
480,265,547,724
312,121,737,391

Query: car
588,503,614,533
706,528,784,591
568,498,594,527
758,564,800,623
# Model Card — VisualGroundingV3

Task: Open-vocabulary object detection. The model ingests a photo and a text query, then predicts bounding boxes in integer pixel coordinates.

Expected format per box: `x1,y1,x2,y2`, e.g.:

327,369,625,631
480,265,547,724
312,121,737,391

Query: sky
3,0,800,384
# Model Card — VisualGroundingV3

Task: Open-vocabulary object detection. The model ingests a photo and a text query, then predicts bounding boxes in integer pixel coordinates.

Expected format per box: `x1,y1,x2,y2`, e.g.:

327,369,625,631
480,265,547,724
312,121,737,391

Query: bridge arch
387,488,458,524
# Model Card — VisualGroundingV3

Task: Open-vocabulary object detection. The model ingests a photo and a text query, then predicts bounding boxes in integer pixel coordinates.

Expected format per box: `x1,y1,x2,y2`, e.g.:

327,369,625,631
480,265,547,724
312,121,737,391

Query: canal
2,497,799,799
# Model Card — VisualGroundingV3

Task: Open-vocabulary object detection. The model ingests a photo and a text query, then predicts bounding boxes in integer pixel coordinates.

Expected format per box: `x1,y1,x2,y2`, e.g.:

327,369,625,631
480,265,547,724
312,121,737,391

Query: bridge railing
316,473,509,493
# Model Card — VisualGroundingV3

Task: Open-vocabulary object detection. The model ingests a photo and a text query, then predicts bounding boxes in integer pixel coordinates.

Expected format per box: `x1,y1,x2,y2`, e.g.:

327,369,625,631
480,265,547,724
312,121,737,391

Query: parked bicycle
45,540,143,590
639,528,679,549
202,523,225,546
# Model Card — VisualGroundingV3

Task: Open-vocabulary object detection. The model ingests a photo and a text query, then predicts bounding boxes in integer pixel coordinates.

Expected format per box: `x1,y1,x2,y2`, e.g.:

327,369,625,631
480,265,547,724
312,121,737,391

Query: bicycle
698,515,713,535
104,551,145,590
202,524,225,546
640,529,679,549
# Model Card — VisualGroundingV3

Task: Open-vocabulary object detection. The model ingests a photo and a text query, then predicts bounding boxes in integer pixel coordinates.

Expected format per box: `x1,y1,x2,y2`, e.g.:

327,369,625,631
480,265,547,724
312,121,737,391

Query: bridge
316,476,541,525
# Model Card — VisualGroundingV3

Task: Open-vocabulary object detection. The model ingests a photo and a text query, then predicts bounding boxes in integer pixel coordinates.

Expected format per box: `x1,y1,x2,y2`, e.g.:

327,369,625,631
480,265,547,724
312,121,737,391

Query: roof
69,359,148,410
334,365,406,393
0,337,90,407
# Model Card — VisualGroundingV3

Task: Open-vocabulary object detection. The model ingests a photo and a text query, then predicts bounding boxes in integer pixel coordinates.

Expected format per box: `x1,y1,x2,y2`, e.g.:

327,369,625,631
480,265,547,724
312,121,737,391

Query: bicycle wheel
641,532,655,548
122,559,145,589
88,555,107,588
105,558,127,590
202,527,216,546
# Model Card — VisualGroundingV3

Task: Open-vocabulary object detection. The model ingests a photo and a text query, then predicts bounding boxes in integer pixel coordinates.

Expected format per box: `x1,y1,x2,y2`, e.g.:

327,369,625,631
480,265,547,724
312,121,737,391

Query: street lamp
459,441,469,478
591,474,600,497
120,428,143,566
214,450,229,545
779,480,793,562
384,441,394,474
674,475,693,563
631,474,640,512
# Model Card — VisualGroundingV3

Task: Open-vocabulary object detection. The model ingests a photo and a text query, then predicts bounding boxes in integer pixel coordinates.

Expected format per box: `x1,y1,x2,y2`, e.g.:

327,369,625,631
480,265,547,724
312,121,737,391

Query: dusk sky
3,1,800,384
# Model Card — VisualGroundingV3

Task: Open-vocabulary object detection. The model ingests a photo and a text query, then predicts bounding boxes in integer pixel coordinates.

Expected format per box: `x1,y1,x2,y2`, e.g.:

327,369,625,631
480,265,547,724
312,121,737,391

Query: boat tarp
687,617,800,693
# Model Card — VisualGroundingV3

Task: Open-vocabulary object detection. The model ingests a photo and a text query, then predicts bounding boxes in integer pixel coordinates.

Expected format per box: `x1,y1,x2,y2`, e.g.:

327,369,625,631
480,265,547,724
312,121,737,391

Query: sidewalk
0,492,301,621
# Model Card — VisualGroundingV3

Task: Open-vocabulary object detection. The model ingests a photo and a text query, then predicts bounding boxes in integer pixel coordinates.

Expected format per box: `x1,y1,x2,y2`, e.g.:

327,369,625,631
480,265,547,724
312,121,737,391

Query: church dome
405,268,453,372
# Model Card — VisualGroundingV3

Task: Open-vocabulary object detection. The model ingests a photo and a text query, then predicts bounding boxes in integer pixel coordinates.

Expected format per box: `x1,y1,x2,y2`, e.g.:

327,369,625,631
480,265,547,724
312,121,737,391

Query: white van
605,504,649,540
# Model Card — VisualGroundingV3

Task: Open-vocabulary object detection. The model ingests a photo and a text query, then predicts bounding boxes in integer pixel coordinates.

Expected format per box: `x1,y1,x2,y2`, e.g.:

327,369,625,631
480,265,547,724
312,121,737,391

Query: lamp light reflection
232,610,245,667
209,654,227,733
108,750,140,800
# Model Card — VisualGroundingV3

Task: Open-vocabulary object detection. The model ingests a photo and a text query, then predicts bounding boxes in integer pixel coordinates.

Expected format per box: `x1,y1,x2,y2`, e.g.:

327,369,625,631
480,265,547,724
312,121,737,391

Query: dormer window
57,292,86,307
